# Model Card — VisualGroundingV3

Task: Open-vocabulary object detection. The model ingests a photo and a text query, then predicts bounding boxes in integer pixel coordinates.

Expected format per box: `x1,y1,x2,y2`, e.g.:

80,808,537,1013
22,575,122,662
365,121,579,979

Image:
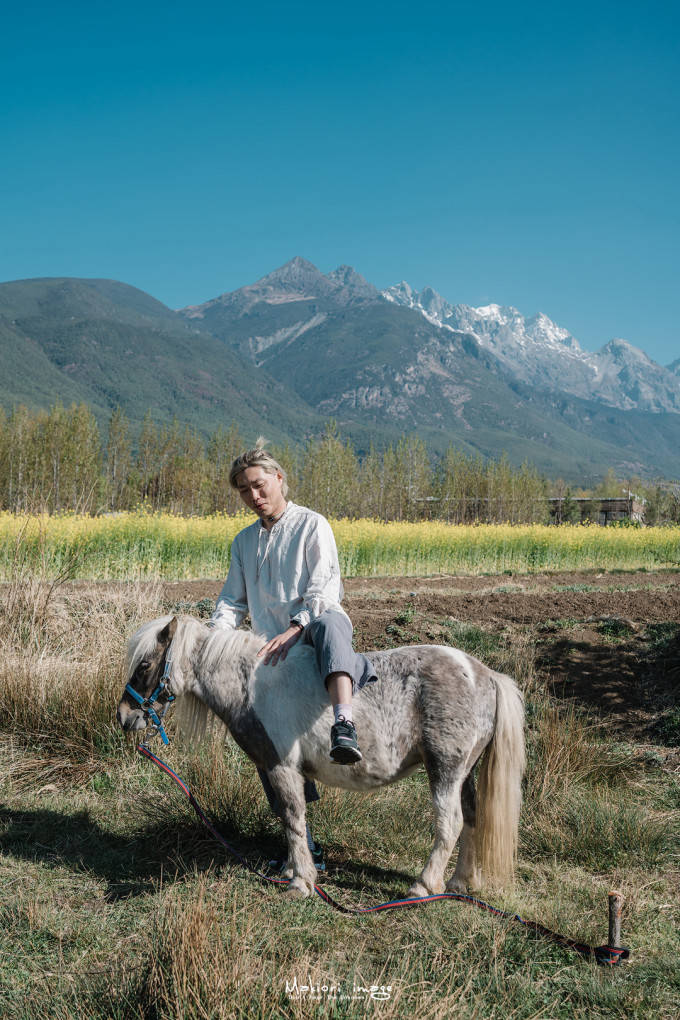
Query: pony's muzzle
117,700,148,732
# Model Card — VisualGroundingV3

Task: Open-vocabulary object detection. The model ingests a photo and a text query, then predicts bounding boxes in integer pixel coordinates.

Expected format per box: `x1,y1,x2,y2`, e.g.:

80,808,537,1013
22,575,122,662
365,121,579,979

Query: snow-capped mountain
382,283,680,414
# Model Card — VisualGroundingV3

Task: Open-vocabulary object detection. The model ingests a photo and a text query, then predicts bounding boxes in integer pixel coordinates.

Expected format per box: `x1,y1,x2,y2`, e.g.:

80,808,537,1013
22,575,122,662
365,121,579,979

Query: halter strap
125,643,176,745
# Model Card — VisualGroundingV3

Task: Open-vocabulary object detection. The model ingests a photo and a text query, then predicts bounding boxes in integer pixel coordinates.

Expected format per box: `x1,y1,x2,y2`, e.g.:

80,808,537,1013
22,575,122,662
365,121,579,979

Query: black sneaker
330,717,363,764
267,841,326,873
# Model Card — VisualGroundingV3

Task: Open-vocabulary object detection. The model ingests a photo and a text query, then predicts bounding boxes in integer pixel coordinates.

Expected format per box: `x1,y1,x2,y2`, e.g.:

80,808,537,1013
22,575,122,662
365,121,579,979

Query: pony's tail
475,672,525,886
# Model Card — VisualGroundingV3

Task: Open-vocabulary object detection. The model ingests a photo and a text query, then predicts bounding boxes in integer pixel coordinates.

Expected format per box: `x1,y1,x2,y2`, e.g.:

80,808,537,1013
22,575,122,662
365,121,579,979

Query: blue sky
1,0,678,363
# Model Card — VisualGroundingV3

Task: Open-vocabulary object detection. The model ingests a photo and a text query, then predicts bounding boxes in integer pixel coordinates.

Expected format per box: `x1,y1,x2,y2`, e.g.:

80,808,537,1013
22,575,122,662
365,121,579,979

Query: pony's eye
139,660,150,670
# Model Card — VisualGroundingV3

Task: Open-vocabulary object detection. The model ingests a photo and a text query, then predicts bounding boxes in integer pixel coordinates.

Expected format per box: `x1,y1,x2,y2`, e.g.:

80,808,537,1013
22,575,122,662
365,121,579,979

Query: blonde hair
229,437,289,497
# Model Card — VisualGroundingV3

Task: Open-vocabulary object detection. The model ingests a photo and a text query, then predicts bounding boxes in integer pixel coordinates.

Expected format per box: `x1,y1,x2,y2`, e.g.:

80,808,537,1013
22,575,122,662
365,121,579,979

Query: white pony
118,615,525,899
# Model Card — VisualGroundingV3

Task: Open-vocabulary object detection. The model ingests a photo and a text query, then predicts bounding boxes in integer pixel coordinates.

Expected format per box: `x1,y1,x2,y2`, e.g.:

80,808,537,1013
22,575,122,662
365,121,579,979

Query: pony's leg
407,773,465,898
447,773,481,893
265,764,317,898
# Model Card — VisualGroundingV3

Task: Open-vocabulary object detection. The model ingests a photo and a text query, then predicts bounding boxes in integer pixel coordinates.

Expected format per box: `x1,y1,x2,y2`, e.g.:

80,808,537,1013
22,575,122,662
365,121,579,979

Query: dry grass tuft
0,734,105,790
526,701,637,804
0,540,163,786
139,881,245,1019
133,877,506,1020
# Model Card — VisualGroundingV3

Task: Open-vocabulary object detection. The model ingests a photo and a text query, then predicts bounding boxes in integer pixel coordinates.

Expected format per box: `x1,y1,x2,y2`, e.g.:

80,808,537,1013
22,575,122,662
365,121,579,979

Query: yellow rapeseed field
1,511,679,579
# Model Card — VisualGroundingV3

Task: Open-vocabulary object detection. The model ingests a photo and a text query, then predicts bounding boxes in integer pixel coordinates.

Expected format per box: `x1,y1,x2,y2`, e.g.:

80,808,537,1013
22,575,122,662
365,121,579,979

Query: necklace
264,505,287,526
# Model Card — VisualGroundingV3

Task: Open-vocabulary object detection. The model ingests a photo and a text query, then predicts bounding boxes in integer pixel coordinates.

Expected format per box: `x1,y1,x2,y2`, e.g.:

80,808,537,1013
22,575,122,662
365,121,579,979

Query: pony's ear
157,616,178,647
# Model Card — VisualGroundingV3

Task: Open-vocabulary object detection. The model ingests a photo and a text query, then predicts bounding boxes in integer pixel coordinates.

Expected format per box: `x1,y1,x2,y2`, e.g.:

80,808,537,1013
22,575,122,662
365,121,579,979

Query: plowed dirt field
162,569,680,627
156,570,680,749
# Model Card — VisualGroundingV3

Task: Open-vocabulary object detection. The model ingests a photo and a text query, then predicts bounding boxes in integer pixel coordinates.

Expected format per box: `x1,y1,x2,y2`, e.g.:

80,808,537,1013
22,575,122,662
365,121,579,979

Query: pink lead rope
136,742,629,966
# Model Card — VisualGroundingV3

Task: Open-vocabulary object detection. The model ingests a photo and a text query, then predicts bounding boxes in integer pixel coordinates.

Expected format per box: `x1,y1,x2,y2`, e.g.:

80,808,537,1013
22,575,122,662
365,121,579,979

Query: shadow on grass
315,857,416,893
0,805,415,904
537,622,680,741
0,804,277,898
541,636,643,710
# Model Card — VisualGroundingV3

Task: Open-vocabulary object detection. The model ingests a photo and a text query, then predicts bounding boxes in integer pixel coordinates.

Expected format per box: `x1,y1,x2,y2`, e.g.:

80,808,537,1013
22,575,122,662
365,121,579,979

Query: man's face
235,466,286,520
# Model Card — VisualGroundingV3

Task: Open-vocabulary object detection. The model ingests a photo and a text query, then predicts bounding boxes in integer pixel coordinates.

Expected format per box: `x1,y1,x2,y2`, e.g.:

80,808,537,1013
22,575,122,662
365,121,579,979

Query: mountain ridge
381,280,680,414
2,263,679,480
176,258,680,478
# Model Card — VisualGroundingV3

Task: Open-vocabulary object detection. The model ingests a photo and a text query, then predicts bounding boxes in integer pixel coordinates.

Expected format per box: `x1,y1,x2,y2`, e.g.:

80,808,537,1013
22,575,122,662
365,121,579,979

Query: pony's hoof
286,877,312,898
406,882,431,899
445,877,467,894
446,870,481,894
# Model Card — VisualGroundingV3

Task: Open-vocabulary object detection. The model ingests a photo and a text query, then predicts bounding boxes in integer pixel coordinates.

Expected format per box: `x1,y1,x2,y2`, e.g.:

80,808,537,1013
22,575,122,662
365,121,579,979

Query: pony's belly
301,746,423,791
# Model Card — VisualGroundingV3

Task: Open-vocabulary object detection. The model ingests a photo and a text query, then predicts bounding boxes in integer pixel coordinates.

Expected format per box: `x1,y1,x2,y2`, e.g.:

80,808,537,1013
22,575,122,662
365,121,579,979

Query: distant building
548,496,645,525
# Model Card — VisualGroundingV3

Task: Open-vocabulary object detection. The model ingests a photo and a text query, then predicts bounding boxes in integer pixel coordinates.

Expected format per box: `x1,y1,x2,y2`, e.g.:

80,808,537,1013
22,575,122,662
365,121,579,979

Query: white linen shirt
210,502,348,638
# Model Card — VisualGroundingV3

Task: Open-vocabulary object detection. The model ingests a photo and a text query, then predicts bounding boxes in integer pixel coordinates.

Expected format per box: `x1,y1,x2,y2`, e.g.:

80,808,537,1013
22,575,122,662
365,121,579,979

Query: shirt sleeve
291,516,344,629
210,536,248,630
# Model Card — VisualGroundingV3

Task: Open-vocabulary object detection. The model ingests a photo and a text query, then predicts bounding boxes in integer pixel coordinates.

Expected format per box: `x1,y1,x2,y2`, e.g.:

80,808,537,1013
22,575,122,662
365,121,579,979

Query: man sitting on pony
209,439,375,867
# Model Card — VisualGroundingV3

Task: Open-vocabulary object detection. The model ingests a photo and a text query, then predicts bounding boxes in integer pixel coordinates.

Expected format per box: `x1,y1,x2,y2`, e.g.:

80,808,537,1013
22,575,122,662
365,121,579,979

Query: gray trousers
258,608,376,817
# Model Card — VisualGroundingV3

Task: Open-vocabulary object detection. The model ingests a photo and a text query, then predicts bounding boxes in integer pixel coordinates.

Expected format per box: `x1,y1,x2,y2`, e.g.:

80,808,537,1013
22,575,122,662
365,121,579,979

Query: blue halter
125,644,176,745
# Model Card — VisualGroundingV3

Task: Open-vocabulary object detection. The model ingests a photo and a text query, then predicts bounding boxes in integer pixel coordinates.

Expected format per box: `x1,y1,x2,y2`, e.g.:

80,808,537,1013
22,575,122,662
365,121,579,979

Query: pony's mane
126,614,175,675
126,614,207,677
200,626,262,676
173,628,262,744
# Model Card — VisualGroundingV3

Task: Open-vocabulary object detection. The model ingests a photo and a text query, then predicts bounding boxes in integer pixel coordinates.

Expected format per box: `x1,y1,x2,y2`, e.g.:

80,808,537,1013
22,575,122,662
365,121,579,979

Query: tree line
1,403,678,523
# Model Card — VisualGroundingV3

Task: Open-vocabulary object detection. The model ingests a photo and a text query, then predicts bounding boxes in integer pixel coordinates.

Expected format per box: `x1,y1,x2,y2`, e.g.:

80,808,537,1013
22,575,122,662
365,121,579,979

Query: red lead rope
137,743,629,966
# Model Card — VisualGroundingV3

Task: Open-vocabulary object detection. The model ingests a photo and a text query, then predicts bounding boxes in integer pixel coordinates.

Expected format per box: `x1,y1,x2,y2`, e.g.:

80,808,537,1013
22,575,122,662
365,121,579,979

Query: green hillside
0,277,319,441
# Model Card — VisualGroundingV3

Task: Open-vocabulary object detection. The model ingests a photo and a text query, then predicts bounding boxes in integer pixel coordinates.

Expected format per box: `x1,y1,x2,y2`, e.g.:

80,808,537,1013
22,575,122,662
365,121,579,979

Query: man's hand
258,625,303,666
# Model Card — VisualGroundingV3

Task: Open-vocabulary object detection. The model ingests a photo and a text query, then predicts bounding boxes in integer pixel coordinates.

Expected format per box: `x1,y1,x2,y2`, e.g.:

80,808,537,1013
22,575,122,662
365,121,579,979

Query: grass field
1,560,679,1018
1,511,680,579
